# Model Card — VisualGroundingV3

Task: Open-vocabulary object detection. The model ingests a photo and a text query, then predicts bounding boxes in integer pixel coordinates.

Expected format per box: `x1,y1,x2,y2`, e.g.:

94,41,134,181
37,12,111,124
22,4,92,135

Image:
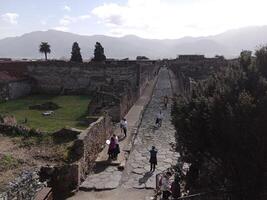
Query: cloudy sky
1,0,267,39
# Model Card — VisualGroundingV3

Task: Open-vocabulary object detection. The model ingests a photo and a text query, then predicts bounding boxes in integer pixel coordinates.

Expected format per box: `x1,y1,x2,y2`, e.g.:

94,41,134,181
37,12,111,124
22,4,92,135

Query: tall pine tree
92,42,106,61
70,42,83,63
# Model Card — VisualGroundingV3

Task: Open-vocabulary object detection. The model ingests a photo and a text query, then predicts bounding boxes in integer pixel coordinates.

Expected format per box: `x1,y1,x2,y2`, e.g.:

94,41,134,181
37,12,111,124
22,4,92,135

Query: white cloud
63,5,71,12
53,26,69,32
1,13,19,25
59,15,91,26
41,20,47,25
92,0,267,39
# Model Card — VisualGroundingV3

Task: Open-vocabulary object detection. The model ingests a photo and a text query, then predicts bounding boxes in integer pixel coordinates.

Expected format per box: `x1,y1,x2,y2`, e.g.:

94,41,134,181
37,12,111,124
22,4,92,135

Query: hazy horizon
1,0,267,40
0,25,265,41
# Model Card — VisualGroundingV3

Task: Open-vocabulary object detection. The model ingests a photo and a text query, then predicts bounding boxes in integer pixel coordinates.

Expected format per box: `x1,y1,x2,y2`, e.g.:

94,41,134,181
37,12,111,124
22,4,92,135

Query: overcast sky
1,0,267,39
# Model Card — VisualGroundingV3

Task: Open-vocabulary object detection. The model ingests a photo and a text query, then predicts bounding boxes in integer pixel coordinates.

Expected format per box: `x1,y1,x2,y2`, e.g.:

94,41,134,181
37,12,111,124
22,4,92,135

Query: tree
136,56,149,60
240,50,252,72
92,42,106,61
172,47,267,199
70,42,83,63
255,46,267,77
39,42,51,61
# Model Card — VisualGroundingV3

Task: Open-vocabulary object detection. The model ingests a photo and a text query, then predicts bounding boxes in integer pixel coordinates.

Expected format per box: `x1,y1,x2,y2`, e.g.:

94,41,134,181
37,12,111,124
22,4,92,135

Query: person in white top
120,118,128,137
156,110,163,127
113,134,119,144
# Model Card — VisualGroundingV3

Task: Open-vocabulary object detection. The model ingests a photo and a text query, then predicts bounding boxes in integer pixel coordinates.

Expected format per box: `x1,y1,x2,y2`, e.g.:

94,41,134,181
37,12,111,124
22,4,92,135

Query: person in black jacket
149,146,158,172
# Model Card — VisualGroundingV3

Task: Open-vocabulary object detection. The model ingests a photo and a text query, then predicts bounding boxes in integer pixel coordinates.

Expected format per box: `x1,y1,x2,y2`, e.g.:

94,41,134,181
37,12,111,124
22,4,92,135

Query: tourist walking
120,118,128,137
113,134,120,159
163,95,169,109
149,146,158,172
108,136,116,159
171,175,181,199
161,172,172,200
155,110,163,127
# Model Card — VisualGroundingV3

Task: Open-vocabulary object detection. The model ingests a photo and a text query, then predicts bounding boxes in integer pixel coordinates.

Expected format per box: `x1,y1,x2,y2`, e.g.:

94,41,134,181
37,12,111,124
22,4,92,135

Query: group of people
150,94,181,199
159,171,181,200
107,118,128,160
108,134,120,160
106,93,179,199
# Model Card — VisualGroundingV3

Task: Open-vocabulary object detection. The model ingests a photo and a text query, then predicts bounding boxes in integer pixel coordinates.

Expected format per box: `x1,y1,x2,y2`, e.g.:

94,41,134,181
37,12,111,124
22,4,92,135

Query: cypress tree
70,42,83,63
93,42,106,61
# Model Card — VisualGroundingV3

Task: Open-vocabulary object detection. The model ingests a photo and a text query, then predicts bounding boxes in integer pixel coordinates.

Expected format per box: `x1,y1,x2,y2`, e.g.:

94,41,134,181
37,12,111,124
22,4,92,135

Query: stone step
79,170,123,191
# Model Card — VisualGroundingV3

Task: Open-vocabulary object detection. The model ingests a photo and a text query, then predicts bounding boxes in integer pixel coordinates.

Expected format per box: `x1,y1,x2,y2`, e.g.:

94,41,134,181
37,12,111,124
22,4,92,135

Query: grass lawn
0,95,91,132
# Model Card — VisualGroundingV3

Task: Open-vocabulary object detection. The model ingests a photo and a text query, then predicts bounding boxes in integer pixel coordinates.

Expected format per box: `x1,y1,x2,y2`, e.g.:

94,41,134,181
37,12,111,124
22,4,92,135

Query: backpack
158,176,163,187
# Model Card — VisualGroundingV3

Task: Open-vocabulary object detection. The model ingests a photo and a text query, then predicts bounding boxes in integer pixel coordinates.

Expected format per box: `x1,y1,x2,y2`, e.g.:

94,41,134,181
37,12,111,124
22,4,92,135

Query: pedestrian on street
108,136,116,159
120,118,128,137
113,134,120,159
149,146,158,172
163,95,169,109
171,175,181,199
155,110,163,127
161,172,172,200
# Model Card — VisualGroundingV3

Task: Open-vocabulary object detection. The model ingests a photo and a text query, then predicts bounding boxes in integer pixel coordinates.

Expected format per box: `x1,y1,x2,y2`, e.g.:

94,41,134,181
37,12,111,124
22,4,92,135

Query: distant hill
0,26,267,59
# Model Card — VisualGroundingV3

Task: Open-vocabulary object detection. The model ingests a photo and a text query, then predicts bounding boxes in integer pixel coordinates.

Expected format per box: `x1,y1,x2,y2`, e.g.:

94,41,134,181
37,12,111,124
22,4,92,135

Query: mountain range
1,26,267,59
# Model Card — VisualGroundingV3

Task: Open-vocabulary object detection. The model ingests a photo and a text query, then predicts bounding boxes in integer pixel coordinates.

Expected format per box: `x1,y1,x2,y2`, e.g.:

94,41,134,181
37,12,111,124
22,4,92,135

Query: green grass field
0,95,91,132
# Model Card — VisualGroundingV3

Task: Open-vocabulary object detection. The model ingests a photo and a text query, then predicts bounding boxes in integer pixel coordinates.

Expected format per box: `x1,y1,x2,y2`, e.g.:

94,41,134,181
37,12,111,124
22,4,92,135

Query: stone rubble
0,170,46,200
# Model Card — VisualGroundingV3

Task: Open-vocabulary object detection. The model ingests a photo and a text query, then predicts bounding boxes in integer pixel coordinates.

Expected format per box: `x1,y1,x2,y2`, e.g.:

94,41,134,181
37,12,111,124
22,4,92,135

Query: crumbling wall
68,115,113,181
37,115,113,199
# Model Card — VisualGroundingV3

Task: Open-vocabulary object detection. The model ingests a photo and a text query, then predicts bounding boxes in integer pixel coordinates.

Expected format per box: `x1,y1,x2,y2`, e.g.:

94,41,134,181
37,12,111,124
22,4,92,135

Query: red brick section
0,61,30,81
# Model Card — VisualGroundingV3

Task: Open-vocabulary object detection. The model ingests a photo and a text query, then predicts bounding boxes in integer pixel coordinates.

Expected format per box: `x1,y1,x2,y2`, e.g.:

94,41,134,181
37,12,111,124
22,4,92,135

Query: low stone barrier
39,114,113,199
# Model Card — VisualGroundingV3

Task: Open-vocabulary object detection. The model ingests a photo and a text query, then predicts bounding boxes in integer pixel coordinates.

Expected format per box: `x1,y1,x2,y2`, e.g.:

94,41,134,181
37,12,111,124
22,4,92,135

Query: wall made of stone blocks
0,80,32,101
27,61,139,95
139,62,160,96
69,115,113,180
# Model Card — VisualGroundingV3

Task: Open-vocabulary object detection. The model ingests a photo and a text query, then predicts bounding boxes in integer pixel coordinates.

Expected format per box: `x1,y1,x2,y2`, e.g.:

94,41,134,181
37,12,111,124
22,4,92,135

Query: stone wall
0,79,32,101
8,80,32,99
168,58,227,96
0,83,9,101
70,114,113,180
139,62,160,96
38,115,113,199
27,61,139,95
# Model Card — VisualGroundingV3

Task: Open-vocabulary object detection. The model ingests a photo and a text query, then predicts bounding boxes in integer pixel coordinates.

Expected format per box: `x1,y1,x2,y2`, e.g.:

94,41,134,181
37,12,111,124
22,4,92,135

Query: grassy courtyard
0,95,91,132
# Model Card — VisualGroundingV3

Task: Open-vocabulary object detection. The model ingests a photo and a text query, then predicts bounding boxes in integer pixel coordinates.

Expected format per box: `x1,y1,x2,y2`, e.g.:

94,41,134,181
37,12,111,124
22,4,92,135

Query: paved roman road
70,67,179,199
121,67,179,189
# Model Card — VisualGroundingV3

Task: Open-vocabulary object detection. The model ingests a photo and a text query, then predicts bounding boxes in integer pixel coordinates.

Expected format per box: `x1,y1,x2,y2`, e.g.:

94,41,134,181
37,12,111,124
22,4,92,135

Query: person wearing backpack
161,172,172,200
171,175,181,199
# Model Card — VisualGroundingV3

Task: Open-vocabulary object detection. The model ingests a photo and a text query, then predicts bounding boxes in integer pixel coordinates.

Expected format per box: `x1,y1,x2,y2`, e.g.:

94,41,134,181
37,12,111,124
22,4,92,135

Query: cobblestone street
121,67,179,189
